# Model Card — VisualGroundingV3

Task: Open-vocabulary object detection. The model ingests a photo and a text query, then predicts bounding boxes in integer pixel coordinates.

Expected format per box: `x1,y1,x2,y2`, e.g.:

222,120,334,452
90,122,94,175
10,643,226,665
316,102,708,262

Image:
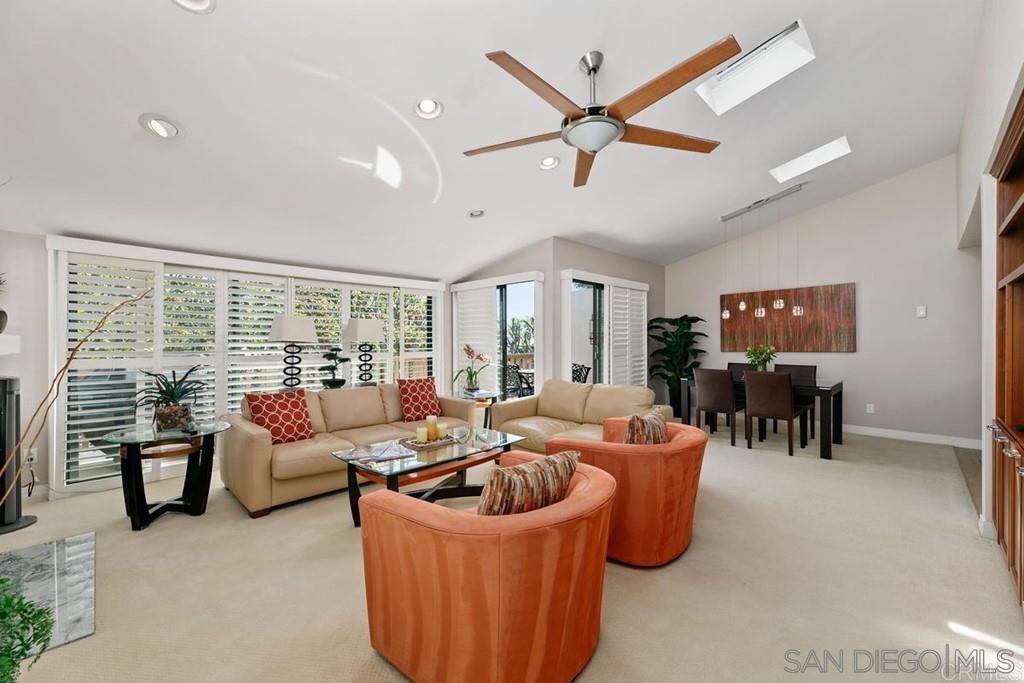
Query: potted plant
318,347,350,389
746,344,777,371
453,344,491,392
648,315,707,418
135,365,206,431
0,272,7,334
0,576,54,681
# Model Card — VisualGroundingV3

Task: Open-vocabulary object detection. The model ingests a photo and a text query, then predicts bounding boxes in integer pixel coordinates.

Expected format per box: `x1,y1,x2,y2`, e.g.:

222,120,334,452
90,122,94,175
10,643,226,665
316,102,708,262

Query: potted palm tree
135,365,206,431
648,315,707,418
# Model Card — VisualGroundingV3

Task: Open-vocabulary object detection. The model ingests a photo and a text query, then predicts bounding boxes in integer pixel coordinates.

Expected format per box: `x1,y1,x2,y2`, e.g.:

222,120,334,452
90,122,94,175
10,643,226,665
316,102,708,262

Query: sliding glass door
570,280,603,384
498,281,536,399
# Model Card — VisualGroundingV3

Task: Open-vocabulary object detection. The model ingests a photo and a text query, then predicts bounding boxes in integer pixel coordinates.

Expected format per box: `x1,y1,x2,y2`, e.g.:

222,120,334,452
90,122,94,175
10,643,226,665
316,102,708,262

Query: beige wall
666,155,982,442
0,229,50,486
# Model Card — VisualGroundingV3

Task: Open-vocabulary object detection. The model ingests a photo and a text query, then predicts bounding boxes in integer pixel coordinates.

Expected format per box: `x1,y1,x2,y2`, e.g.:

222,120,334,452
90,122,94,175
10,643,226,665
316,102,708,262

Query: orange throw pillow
397,377,442,422
245,390,315,445
477,451,580,516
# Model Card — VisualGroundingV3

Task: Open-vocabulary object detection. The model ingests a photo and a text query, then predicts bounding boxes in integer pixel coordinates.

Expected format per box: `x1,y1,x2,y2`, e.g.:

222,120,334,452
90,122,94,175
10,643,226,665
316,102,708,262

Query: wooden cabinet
992,86,1024,607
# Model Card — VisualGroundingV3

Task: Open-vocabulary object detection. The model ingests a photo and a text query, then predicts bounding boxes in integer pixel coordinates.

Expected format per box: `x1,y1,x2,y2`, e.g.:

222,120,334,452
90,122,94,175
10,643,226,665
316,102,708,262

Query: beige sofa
219,384,476,517
490,379,672,452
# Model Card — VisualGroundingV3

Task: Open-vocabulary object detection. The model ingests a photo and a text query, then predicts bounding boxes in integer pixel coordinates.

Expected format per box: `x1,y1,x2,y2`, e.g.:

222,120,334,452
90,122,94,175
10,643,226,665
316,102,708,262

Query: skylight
695,20,815,115
769,136,851,183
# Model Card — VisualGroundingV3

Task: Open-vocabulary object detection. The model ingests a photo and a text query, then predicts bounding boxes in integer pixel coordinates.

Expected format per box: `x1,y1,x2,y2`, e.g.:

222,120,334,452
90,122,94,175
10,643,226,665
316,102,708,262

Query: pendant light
737,211,747,313
792,209,804,316
772,200,785,310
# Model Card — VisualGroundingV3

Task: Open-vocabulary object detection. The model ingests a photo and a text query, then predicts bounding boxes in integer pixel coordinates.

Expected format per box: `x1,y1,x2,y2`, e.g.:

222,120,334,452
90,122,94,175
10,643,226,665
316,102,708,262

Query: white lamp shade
343,318,386,343
269,316,319,344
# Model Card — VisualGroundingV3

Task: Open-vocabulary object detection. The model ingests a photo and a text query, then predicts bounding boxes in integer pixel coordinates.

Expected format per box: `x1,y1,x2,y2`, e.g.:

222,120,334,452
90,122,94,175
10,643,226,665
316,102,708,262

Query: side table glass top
332,426,524,477
101,420,232,445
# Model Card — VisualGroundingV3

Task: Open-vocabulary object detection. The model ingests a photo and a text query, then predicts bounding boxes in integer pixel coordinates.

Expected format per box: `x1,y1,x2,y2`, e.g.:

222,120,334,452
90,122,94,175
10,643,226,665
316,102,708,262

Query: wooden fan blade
621,125,719,153
464,131,562,156
486,51,586,120
606,35,741,121
574,150,595,187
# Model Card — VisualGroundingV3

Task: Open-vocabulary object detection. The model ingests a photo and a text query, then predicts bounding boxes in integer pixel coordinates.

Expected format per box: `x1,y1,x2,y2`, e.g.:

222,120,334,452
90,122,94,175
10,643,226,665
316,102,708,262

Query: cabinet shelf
999,191,1024,236
999,263,1024,289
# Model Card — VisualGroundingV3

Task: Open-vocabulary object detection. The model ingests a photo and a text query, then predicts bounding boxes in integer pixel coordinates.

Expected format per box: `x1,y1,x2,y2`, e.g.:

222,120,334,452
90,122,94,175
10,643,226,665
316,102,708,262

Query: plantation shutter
226,274,286,411
608,285,647,386
398,290,436,379
348,288,393,384
293,282,344,387
453,286,498,392
63,256,156,484
162,268,219,424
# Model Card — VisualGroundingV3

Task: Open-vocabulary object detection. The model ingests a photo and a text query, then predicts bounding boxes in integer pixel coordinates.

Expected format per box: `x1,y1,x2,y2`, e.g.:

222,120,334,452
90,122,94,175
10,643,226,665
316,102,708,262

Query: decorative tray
398,435,458,451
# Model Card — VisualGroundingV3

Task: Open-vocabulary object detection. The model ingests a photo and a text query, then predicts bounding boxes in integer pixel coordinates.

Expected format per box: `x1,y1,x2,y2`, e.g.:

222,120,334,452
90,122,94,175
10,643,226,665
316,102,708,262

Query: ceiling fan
465,36,741,187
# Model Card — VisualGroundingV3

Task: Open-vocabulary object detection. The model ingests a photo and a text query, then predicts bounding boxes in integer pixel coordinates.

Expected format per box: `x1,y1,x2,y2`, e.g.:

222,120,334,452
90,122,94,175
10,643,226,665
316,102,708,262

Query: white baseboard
842,424,982,450
978,515,998,540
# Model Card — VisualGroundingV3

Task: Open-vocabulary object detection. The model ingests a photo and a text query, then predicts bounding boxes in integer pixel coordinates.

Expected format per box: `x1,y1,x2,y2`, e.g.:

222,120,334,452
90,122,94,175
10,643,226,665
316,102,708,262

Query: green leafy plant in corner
649,315,707,418
0,576,55,681
318,347,351,389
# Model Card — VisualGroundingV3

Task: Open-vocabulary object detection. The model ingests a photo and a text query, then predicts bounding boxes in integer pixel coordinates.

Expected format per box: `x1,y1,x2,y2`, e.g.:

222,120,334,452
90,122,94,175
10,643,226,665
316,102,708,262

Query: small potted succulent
453,344,491,392
0,576,54,681
136,365,206,431
745,343,777,372
318,347,351,389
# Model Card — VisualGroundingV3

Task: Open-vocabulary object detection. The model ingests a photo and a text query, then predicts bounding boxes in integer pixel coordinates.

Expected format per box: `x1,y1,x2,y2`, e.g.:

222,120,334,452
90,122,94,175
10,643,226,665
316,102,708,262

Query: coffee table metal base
347,446,507,527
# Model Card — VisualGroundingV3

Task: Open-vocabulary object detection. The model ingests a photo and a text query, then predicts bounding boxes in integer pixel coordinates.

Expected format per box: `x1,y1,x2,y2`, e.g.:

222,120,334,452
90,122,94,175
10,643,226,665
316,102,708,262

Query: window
608,285,648,386
53,245,443,493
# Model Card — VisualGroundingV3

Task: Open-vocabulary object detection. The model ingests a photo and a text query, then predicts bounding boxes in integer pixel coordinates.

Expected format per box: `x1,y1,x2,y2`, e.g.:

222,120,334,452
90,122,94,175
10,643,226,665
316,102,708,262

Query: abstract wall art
720,282,856,352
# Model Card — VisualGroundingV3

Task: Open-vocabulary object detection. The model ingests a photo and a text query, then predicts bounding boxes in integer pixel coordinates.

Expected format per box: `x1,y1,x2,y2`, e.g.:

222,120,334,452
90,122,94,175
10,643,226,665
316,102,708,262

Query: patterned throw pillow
624,411,669,445
244,390,315,445
397,377,442,422
477,451,580,516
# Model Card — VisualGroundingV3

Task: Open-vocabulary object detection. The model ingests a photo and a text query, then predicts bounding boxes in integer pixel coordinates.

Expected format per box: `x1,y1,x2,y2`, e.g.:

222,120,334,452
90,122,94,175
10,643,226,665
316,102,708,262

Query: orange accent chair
358,451,616,683
546,418,708,567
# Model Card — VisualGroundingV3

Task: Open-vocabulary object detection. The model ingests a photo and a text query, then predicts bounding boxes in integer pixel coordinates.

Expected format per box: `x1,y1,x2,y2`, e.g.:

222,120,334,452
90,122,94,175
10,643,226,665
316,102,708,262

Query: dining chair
726,362,756,381
502,363,525,398
694,368,745,446
516,366,535,396
773,364,817,439
743,371,811,456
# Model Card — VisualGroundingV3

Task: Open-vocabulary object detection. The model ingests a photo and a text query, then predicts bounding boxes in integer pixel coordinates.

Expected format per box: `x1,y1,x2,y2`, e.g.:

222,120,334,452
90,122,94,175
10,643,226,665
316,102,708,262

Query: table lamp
269,315,319,388
343,318,386,384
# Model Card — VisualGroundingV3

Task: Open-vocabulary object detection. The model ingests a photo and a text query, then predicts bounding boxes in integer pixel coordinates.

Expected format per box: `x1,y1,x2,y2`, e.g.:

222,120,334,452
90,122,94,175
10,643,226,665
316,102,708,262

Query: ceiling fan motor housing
561,114,625,154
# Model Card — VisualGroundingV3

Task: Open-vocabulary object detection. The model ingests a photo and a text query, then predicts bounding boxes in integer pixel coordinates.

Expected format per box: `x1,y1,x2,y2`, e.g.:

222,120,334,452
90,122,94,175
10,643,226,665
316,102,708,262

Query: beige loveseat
490,380,672,452
219,384,476,517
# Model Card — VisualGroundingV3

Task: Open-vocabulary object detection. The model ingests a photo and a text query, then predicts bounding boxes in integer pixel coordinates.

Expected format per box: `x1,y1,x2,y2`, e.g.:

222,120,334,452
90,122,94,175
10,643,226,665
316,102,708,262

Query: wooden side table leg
348,464,361,527
188,435,215,515
125,444,149,531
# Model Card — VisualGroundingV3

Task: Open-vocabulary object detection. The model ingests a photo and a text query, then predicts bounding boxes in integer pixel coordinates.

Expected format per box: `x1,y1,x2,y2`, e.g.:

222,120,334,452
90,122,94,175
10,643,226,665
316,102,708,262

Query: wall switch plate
866,403,875,414
915,305,928,318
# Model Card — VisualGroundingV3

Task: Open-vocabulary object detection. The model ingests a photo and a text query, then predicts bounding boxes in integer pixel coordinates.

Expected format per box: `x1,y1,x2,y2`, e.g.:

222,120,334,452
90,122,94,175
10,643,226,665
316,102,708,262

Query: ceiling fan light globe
561,115,625,154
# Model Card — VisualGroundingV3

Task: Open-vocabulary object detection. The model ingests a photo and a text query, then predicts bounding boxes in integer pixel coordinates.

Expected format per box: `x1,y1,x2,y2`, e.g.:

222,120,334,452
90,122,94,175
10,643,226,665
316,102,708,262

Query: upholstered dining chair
502,363,527,398
773,363,817,438
358,451,616,683
743,371,811,456
693,368,745,446
546,418,708,567
726,361,756,381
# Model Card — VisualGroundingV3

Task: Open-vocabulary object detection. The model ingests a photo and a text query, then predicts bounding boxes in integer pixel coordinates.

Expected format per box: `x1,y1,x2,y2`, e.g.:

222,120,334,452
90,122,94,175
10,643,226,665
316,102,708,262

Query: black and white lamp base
357,342,374,383
282,343,303,388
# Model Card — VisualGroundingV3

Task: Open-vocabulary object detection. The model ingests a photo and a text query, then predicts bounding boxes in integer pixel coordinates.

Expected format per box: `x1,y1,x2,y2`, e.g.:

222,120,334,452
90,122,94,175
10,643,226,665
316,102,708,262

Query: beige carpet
5,429,1024,681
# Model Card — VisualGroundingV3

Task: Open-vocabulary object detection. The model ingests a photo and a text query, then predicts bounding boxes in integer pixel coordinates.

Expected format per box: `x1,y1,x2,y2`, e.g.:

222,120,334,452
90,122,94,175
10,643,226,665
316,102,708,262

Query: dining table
679,376,844,459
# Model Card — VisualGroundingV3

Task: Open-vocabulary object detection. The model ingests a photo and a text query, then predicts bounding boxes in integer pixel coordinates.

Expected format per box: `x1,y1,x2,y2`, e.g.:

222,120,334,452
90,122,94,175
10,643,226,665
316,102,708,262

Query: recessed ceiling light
770,136,851,183
171,0,216,13
539,156,560,170
696,19,815,115
138,114,181,139
415,99,443,119
468,209,485,218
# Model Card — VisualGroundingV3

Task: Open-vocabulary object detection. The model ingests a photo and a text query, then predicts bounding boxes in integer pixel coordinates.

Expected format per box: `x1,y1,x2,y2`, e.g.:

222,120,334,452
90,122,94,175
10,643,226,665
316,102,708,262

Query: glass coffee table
332,426,525,526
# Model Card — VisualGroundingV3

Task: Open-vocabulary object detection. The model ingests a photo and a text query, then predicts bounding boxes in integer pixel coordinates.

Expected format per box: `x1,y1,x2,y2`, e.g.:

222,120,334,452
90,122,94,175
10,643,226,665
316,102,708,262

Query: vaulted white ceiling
0,0,982,280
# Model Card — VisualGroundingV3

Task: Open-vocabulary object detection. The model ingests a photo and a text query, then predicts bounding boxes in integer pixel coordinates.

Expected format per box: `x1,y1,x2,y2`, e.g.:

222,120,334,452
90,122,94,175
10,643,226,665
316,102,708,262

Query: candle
416,426,429,442
436,422,448,438
425,415,438,440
